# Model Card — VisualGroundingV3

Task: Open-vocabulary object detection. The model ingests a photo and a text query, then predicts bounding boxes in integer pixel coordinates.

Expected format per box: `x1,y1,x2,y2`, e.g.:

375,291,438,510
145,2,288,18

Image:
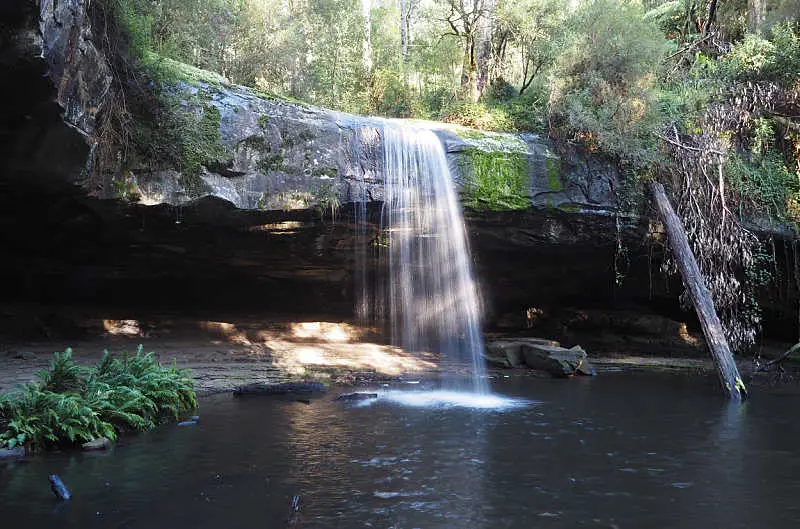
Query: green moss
250,88,310,108
454,128,496,141
258,115,270,128
181,103,224,173
242,135,268,150
545,157,564,192
460,148,530,211
310,167,338,178
557,203,582,213
258,152,286,173
143,52,229,88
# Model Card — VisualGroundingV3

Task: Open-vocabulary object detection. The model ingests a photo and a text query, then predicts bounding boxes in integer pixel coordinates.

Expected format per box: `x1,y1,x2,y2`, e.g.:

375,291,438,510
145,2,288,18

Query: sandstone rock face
126,81,623,216
39,0,113,139
33,0,623,216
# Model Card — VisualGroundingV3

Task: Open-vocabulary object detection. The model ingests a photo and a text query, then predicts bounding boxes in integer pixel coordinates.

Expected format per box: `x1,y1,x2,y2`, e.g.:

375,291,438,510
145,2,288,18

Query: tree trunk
400,0,409,66
460,35,478,101
649,182,748,401
476,0,495,98
747,0,765,33
361,0,373,75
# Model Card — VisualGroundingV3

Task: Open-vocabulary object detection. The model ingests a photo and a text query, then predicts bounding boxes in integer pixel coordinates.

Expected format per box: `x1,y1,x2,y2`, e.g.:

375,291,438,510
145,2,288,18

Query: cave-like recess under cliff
0,0,796,353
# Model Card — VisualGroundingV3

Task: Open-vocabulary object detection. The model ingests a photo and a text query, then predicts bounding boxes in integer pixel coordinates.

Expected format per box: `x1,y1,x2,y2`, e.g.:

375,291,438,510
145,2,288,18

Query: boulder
486,338,561,368
0,446,26,459
233,381,327,396
81,437,111,451
521,343,595,378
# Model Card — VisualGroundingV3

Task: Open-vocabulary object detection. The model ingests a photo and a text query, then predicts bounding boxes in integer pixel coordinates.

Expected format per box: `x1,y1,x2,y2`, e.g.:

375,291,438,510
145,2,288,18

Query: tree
442,0,491,101
747,0,766,33
496,0,564,95
475,0,495,96
361,0,373,75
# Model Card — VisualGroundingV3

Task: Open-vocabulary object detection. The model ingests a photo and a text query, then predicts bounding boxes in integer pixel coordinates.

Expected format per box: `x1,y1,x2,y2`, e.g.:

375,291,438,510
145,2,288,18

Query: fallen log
233,381,327,397
649,181,747,401
49,474,71,501
756,342,800,372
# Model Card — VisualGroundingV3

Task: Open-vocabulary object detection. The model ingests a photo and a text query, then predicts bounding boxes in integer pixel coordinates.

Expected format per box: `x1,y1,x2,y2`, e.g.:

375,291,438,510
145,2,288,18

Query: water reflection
3,375,800,528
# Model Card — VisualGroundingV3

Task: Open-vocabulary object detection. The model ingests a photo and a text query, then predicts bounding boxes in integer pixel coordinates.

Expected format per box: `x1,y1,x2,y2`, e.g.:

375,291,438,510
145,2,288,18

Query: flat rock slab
334,392,378,402
233,381,327,396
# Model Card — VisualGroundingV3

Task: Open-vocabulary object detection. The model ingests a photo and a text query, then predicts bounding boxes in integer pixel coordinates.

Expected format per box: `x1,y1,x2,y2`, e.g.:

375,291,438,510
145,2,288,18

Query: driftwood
650,181,748,401
756,342,800,372
233,382,326,397
49,474,71,501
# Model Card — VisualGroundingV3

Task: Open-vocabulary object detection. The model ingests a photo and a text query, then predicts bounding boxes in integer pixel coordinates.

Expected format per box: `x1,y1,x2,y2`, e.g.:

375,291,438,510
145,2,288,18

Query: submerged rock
233,381,327,396
81,437,111,451
334,392,378,402
177,420,198,427
0,446,26,459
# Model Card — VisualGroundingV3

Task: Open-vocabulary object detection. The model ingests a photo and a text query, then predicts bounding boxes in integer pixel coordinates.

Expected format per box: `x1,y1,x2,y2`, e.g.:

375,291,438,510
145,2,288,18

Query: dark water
3,373,800,528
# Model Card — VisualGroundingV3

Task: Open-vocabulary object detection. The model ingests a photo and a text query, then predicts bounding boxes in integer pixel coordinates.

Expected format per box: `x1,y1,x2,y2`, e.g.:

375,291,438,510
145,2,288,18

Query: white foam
376,390,531,410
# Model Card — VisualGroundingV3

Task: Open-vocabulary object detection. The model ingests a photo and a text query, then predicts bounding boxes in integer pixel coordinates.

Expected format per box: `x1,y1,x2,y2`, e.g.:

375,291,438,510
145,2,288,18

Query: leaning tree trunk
649,182,748,401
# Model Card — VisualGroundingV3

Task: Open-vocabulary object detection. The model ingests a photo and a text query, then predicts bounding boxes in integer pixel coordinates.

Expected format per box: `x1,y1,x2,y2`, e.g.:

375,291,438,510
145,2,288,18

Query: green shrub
721,24,800,84
440,99,517,132
0,347,196,452
725,152,800,221
548,0,669,165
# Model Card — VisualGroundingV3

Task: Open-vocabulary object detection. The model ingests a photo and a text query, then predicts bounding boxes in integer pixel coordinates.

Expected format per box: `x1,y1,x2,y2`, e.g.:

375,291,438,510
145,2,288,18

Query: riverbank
1,313,796,397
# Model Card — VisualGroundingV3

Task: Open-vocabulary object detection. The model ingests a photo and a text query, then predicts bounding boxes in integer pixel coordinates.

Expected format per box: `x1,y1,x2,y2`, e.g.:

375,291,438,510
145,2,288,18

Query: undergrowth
0,348,196,452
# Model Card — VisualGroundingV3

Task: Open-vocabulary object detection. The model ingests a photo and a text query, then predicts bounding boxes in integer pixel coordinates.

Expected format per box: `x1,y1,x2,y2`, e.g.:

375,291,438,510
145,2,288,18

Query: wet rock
521,343,595,378
49,474,71,500
482,353,511,368
233,381,327,396
334,392,378,402
7,351,36,360
0,446,25,459
486,338,561,368
178,420,198,427
81,437,111,451
568,346,597,376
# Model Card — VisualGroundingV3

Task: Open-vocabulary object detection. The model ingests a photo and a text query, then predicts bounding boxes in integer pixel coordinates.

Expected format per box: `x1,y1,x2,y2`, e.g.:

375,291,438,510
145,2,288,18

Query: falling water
358,123,489,394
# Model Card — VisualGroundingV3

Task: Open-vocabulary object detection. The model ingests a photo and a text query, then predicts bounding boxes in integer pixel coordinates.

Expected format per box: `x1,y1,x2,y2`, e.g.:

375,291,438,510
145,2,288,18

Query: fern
0,347,197,451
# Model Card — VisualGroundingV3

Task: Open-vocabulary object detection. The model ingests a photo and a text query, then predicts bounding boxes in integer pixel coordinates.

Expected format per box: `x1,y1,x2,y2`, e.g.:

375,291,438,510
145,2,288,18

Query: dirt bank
0,312,795,397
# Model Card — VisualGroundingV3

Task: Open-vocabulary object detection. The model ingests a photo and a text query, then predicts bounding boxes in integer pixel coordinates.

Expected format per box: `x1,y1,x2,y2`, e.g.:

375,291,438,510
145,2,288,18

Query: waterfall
357,122,489,394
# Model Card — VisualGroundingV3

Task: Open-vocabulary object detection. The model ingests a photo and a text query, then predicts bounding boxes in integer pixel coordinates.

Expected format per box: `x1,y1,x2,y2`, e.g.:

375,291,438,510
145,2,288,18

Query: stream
2,373,800,528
